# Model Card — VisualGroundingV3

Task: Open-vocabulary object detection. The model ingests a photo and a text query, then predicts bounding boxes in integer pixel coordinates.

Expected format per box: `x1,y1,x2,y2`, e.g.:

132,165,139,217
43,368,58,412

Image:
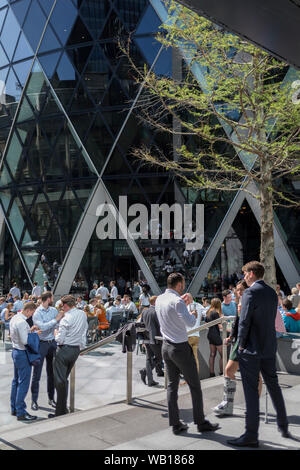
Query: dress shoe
11,410,16,416
172,421,189,435
48,399,56,408
278,427,292,438
227,434,259,448
148,380,159,387
31,401,38,411
48,413,56,419
139,368,147,385
17,413,37,422
157,372,164,377
197,420,220,432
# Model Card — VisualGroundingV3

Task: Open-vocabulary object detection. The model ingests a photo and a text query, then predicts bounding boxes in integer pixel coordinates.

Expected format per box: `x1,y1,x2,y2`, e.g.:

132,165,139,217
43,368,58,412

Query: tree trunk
259,162,277,289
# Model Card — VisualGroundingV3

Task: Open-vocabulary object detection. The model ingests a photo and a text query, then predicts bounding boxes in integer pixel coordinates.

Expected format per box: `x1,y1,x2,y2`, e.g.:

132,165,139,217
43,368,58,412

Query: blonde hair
207,298,222,319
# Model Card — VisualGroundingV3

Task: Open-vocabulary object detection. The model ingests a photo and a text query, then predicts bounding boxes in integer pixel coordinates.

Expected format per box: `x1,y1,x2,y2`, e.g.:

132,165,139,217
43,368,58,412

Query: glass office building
0,0,298,298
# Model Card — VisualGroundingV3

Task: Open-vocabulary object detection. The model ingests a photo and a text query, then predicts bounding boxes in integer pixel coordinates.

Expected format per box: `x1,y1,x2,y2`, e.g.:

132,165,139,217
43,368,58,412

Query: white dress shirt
10,313,30,350
96,286,109,300
110,286,118,300
55,308,88,349
32,285,41,297
155,289,196,343
10,287,21,298
124,301,138,315
187,303,204,337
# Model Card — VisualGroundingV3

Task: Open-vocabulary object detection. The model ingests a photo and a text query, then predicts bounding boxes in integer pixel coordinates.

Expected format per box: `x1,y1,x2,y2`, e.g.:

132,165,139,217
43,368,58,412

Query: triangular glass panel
0,42,8,68
22,62,48,114
38,51,62,79
47,121,98,179
69,111,93,142
114,0,148,32
134,35,161,68
82,45,112,105
10,0,31,27
79,0,111,39
67,45,93,75
51,51,77,109
38,0,55,16
0,8,20,59
5,67,22,105
101,108,128,138
0,64,8,93
38,115,64,150
38,24,62,54
102,78,128,107
47,183,85,246
0,6,7,33
100,8,124,40
7,197,26,243
69,78,95,112
135,4,161,36
13,31,33,61
29,191,55,243
66,16,92,46
13,58,32,89
22,0,47,52
50,0,78,46
0,162,12,187
4,130,22,177
83,112,113,171
103,144,133,177
16,95,35,122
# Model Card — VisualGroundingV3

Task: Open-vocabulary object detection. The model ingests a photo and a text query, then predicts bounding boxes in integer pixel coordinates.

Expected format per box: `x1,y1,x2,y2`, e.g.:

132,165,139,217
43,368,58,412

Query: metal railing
68,316,235,413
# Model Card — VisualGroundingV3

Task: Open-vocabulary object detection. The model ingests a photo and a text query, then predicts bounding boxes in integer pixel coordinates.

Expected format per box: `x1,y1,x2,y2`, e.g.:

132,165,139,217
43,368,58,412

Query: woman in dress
205,298,223,377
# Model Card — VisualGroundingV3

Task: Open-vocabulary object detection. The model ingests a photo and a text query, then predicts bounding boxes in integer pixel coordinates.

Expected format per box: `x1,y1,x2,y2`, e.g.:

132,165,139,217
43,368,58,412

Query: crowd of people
1,271,299,447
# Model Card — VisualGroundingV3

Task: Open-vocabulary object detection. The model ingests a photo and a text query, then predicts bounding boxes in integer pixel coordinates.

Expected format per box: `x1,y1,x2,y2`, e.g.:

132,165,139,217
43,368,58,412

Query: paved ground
0,338,300,451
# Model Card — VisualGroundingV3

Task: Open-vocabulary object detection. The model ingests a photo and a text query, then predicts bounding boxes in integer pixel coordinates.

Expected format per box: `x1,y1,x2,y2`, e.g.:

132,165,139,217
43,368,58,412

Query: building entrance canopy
176,0,300,69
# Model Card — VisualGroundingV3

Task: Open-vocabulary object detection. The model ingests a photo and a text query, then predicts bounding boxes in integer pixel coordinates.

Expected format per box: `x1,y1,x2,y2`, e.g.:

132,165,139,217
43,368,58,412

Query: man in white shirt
50,295,88,417
96,282,109,302
32,282,41,298
155,272,219,436
9,283,21,299
10,301,38,421
122,295,138,318
110,281,118,300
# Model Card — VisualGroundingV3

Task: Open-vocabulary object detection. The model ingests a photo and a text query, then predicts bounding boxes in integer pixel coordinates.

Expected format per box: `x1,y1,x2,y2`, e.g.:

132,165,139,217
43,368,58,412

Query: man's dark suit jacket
238,280,278,358
142,305,161,345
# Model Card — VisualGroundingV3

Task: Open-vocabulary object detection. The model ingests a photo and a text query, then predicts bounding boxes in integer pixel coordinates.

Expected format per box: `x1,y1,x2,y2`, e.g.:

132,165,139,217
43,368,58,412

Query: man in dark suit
139,296,164,386
228,261,290,448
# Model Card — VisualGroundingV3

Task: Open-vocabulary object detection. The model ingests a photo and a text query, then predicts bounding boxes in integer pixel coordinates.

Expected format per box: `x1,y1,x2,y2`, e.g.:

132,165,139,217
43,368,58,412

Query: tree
121,0,300,288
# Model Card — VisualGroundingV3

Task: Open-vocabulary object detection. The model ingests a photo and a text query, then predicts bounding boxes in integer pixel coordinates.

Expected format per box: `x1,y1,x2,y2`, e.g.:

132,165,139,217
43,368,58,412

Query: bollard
126,351,133,404
222,318,228,374
70,366,75,413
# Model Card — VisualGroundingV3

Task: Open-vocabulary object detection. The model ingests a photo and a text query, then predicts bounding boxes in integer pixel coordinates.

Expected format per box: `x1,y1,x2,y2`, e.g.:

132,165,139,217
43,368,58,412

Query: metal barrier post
126,351,133,404
70,366,75,413
222,318,228,374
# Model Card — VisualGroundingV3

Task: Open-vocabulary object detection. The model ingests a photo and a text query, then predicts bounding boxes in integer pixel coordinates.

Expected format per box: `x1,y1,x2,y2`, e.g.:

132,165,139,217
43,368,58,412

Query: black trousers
144,343,163,382
53,345,80,416
238,353,288,439
162,340,205,426
31,340,57,402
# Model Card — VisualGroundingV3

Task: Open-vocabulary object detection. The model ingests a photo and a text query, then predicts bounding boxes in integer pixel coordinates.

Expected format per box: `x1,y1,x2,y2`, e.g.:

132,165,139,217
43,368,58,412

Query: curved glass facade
0,0,298,297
